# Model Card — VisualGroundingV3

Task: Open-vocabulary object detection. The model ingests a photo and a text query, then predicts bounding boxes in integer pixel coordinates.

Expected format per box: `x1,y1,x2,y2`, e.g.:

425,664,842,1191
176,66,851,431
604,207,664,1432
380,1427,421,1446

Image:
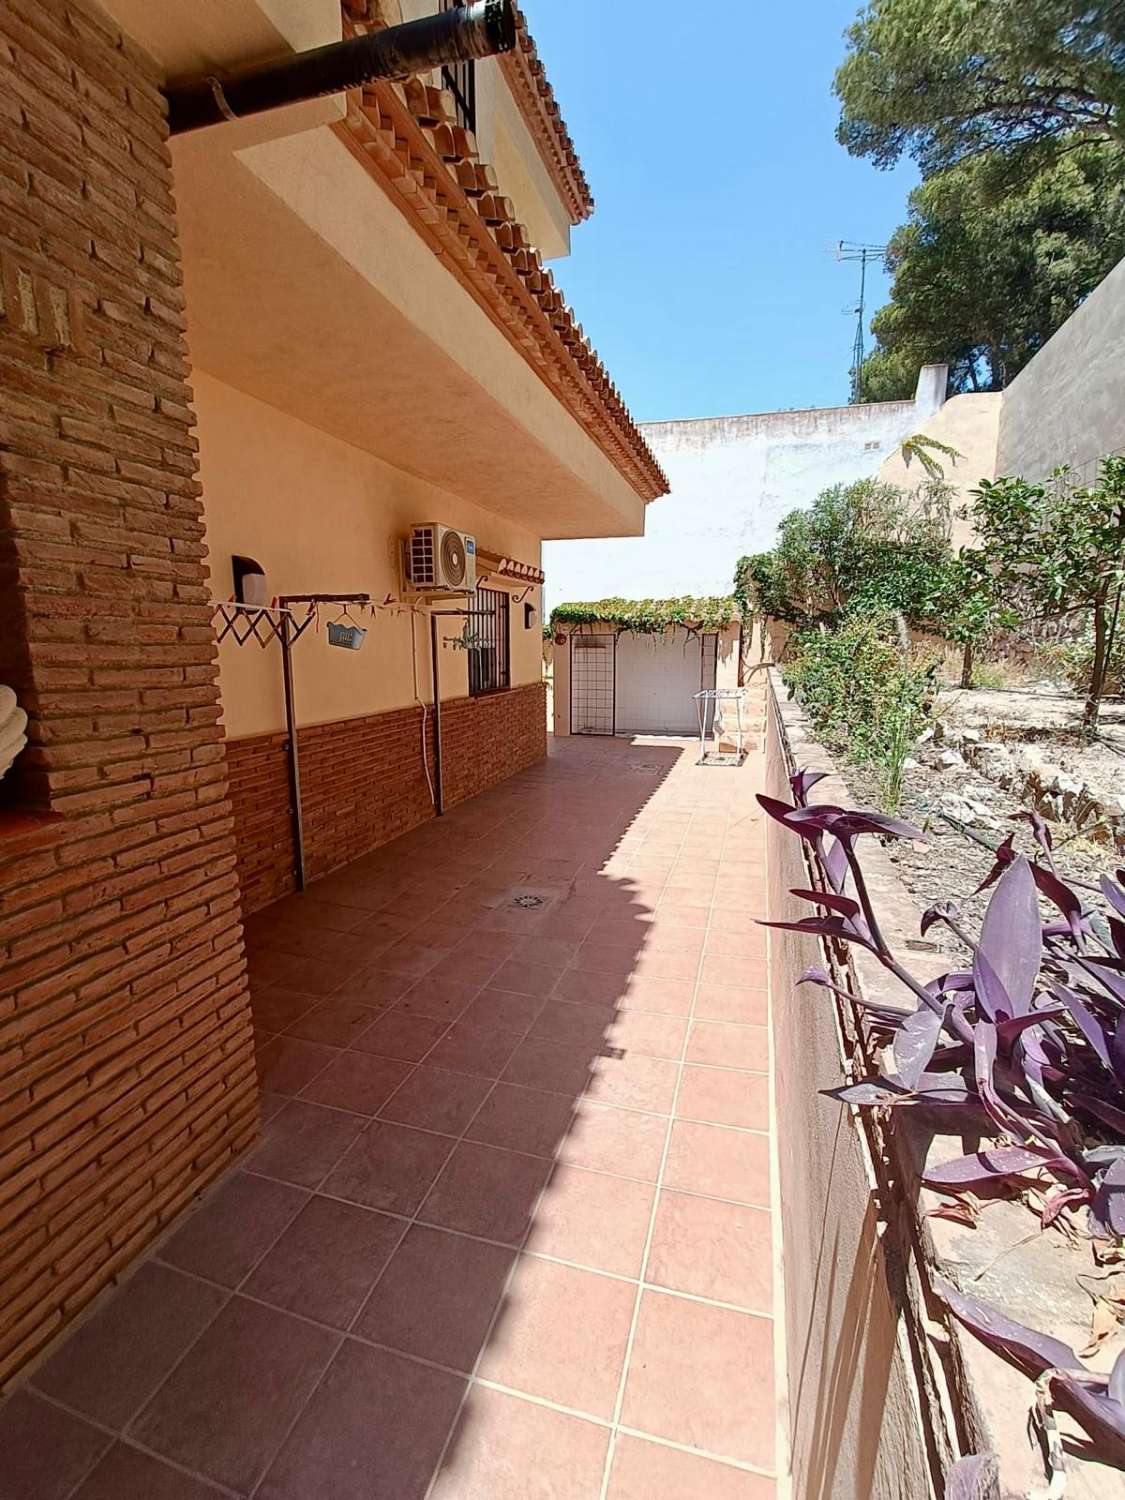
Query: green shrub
783,612,935,809
1043,629,1125,698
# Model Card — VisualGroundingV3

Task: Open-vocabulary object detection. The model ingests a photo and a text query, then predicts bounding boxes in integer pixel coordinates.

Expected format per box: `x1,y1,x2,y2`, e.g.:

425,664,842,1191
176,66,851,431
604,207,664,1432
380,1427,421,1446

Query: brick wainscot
228,681,547,915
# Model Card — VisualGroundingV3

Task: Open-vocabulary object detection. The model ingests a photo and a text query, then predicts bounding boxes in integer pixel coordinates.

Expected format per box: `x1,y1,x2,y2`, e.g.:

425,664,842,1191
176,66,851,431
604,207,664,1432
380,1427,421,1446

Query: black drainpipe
165,0,516,136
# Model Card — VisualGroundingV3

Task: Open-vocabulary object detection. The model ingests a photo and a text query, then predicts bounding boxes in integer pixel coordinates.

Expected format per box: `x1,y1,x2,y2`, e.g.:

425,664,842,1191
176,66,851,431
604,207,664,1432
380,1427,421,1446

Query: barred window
439,0,476,131
468,587,510,696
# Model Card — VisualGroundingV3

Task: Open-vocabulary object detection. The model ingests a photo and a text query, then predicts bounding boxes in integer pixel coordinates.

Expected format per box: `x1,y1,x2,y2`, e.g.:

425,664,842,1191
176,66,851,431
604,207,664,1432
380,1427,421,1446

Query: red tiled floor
430,1386,609,1500
459,987,546,1034
587,1051,679,1113
526,1163,654,1277
379,1066,492,1135
693,982,769,1025
299,1049,414,1115
131,1296,338,1493
395,978,481,1023
424,1021,522,1080
243,1196,404,1329
157,1172,308,1287
352,1009,450,1062
607,1435,776,1499
7,732,782,1499
323,1121,454,1215
664,1119,771,1206
558,1099,668,1181
353,1224,513,1371
687,1018,770,1071
676,1065,771,1130
476,1255,635,1418
32,1262,226,1429
257,1340,464,1500
621,1291,775,1469
465,1082,576,1158
420,1141,551,1245
0,1391,110,1499
244,1099,367,1189
647,1190,773,1311
284,999,382,1047
73,1443,223,1500
502,1036,593,1095
255,1035,339,1096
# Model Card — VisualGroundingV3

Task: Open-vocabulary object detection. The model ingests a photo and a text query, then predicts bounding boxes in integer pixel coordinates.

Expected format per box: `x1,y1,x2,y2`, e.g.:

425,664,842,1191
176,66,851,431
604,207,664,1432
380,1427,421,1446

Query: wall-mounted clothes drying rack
211,593,373,891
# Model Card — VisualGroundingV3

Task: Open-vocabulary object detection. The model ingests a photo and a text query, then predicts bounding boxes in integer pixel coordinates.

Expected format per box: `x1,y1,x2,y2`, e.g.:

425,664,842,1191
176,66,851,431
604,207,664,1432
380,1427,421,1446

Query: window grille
468,586,509,696
570,633,616,735
439,0,476,131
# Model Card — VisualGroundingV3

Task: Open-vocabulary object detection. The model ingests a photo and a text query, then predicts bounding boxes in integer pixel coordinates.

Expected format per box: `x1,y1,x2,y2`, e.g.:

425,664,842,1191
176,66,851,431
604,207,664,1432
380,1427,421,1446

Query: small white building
551,607,742,739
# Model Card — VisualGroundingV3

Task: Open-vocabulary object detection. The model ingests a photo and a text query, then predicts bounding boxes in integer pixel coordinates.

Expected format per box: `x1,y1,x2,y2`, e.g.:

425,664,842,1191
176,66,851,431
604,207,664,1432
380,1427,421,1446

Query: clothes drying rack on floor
694,688,748,766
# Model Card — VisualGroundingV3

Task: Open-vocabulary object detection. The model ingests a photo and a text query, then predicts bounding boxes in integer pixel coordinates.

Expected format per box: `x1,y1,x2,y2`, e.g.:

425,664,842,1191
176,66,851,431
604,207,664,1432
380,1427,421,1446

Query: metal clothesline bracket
210,593,376,893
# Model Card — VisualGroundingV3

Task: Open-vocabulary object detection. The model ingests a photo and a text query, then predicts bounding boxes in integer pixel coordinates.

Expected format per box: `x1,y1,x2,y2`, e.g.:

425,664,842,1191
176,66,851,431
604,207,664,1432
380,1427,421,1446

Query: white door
613,629,716,735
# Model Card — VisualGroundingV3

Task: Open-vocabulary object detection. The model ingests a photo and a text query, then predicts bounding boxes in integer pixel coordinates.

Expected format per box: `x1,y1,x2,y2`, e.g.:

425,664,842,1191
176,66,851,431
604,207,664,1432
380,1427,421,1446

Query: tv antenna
835,241,886,403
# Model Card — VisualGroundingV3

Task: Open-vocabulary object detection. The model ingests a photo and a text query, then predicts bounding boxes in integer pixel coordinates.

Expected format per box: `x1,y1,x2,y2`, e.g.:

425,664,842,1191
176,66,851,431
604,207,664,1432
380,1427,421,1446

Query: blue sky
521,0,918,422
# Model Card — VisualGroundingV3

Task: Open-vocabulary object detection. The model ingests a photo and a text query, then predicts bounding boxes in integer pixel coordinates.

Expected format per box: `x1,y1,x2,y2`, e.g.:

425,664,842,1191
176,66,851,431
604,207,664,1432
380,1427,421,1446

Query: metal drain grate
628,762,662,775
511,894,547,910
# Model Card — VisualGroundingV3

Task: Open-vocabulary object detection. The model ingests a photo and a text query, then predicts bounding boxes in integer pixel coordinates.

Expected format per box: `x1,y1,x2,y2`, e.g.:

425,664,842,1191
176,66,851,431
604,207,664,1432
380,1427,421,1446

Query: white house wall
544,368,948,606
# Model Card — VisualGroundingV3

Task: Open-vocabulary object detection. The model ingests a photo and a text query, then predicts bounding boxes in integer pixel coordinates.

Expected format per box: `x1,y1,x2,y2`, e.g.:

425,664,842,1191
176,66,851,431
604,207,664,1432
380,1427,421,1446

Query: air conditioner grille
410,527,436,588
440,529,466,587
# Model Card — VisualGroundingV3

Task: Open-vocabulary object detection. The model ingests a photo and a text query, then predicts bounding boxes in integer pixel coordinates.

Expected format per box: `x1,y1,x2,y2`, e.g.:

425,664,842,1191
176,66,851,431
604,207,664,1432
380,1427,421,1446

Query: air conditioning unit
404,523,476,593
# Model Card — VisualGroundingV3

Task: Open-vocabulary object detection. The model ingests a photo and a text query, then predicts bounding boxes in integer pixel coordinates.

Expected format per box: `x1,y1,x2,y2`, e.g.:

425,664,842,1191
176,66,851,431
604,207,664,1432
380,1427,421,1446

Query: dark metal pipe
279,613,307,890
428,608,470,818
166,0,516,135
430,612,444,817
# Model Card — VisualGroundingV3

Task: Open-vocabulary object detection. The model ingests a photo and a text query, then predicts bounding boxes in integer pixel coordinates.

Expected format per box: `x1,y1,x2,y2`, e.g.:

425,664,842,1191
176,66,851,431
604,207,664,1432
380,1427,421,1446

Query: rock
970,742,1015,784
961,727,982,744
940,795,974,821
917,726,935,745
938,749,965,770
902,757,921,771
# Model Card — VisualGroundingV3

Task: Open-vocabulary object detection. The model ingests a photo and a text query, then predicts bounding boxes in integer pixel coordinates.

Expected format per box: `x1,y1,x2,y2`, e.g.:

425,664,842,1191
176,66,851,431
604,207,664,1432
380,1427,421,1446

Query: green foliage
734,478,951,628
857,143,1125,398
970,456,1125,726
784,613,936,810
549,596,738,634
1045,627,1125,696
899,433,962,481
835,0,1124,176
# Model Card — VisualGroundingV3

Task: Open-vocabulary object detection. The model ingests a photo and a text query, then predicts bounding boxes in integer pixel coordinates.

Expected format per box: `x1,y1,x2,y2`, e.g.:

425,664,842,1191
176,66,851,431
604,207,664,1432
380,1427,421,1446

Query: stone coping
768,669,1124,1500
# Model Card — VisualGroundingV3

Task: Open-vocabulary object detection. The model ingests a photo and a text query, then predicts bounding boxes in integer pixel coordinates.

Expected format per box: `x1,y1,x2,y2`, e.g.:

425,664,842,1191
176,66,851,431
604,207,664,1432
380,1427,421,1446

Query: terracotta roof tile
337,71,667,503
498,5,594,224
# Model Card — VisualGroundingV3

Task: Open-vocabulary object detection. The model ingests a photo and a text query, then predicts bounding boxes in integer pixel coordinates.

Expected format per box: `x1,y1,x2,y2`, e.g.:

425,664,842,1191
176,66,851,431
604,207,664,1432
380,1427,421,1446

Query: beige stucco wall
196,372,543,740
876,392,1002,549
172,121,644,541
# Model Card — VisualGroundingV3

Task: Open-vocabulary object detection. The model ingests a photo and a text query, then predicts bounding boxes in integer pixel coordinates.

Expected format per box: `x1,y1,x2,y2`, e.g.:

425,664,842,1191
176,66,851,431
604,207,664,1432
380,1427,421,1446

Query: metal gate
570,632,616,735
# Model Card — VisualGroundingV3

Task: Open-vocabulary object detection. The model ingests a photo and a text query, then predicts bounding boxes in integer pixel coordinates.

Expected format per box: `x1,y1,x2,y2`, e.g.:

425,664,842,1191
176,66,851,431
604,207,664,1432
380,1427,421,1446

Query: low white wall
544,369,948,607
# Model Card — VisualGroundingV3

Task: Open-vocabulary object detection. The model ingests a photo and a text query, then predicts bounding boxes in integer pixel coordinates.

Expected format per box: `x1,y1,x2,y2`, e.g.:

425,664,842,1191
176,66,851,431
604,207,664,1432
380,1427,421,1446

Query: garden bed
839,682,1125,959
767,673,1125,1500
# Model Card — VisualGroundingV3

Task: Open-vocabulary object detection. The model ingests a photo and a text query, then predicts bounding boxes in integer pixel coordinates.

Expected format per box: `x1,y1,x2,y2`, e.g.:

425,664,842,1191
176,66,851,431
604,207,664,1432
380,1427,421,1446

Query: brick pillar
0,0,257,1383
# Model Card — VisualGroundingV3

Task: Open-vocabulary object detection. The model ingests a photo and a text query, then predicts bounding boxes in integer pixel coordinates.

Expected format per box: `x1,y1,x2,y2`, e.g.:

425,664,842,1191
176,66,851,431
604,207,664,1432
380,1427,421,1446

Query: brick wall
0,0,257,1384
228,682,548,914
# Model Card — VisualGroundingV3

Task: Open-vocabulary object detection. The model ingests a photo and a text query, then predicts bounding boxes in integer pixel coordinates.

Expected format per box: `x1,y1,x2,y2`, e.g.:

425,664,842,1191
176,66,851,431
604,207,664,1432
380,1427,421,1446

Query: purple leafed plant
760,770,1125,1467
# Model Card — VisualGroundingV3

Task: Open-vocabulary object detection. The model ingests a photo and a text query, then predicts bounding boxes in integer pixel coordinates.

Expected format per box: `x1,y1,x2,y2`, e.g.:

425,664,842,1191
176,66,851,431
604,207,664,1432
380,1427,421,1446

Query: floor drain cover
629,762,661,774
512,894,546,910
